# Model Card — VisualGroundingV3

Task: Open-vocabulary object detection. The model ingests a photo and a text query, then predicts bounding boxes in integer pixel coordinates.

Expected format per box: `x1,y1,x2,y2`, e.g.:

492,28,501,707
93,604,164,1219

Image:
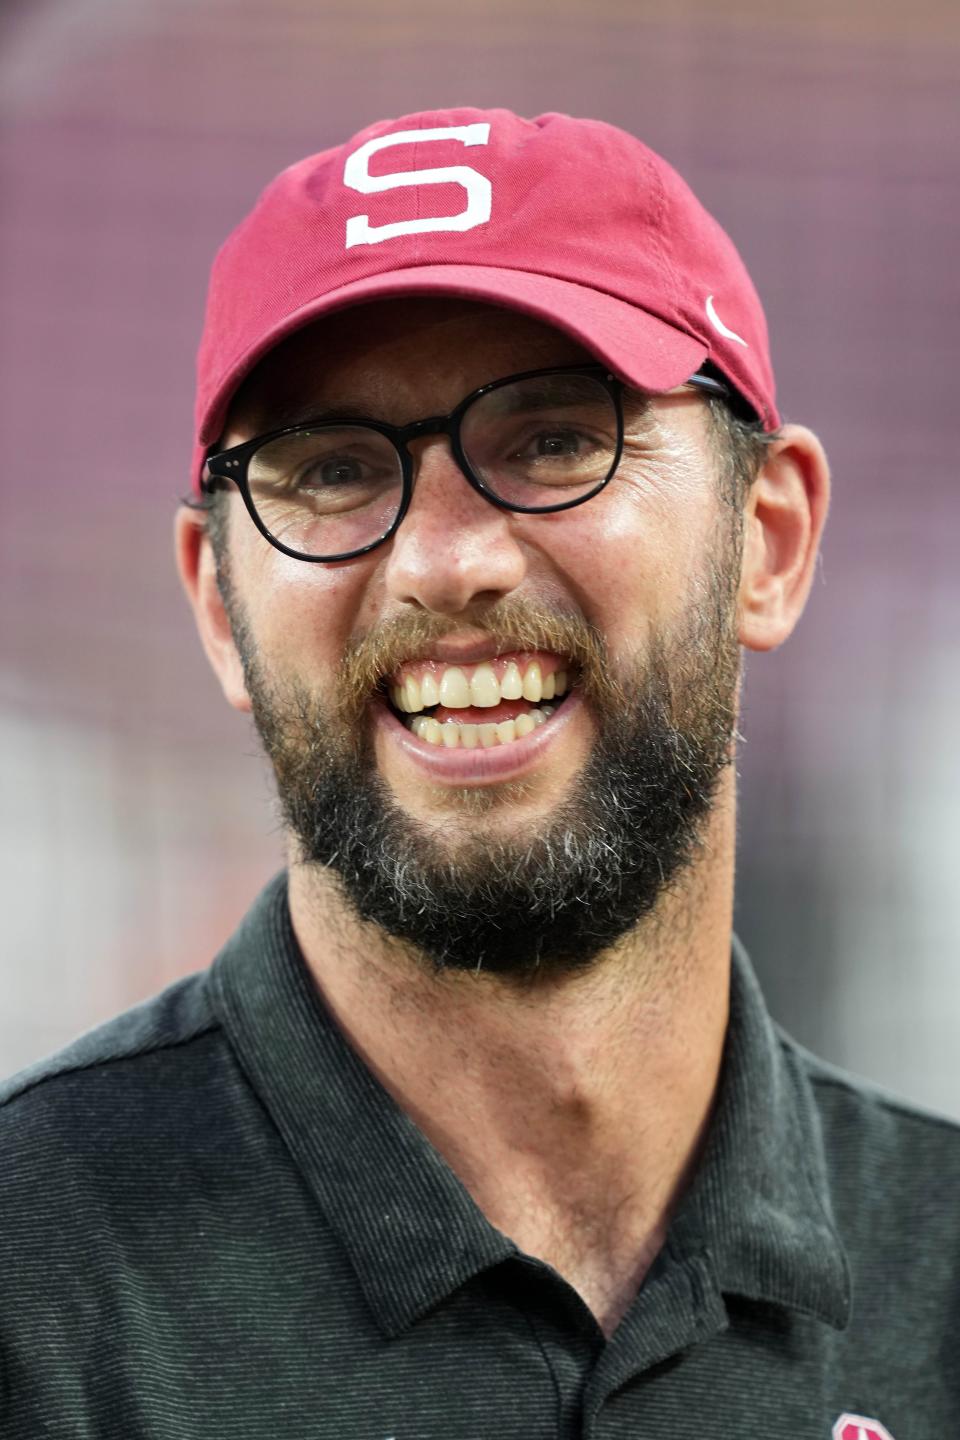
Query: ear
738,423,830,653
174,503,252,712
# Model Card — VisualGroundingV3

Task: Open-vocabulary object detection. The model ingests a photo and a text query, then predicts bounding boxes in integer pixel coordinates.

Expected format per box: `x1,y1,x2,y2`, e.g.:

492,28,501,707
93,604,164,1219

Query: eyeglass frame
198,362,733,565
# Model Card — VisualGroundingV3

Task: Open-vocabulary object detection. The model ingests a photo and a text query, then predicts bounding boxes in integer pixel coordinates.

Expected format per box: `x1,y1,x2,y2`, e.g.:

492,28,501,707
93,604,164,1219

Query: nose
381,436,529,615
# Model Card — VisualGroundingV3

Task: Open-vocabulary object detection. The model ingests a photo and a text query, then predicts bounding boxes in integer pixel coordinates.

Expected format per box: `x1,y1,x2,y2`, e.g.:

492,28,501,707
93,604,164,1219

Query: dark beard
221,563,741,980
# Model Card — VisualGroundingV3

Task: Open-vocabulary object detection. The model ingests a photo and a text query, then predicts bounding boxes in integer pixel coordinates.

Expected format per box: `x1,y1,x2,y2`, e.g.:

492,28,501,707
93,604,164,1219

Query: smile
385,653,574,750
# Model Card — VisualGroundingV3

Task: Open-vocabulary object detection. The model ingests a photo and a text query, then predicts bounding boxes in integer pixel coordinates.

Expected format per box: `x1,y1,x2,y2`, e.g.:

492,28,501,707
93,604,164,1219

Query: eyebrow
245,375,656,436
249,401,378,431
621,388,656,426
492,384,613,415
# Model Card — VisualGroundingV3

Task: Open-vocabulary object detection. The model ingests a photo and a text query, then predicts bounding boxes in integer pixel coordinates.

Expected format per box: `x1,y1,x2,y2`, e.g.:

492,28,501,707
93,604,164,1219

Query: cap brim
192,264,708,490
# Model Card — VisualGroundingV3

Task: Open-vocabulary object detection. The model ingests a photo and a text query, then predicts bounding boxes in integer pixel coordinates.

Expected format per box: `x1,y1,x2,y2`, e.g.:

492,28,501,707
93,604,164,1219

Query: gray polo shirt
2,873,958,1438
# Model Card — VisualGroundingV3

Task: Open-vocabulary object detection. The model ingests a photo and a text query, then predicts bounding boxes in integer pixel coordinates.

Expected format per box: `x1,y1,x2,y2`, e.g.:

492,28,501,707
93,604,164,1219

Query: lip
387,632,572,669
373,688,584,785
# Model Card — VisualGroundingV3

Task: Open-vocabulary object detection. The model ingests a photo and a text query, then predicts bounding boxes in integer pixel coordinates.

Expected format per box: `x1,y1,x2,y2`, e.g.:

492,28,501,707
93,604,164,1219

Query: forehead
224,298,596,438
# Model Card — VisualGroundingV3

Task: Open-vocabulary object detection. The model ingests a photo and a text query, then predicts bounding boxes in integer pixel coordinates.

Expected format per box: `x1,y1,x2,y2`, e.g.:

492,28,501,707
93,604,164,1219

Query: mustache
335,598,628,729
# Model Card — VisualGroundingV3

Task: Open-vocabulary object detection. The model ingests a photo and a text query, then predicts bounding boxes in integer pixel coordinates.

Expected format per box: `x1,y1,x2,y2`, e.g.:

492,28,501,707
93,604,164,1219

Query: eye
530,430,584,457
301,454,367,489
512,426,604,463
272,448,396,497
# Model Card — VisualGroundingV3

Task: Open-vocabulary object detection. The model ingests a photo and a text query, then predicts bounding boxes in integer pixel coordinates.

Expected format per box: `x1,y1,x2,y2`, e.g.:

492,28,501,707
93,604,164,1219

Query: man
1,108,957,1439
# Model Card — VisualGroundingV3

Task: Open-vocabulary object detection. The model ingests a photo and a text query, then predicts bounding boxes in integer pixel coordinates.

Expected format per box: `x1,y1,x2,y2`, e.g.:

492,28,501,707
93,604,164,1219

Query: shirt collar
211,874,850,1336
670,936,851,1330
211,874,513,1337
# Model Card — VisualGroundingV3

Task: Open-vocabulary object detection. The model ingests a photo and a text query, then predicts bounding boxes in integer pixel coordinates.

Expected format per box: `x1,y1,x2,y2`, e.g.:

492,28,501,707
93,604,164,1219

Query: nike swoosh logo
705,295,748,347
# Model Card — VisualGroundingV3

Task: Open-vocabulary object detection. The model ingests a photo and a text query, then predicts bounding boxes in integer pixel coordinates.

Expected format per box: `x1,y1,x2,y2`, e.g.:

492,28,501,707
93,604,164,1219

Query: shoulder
784,1028,960,1155
0,971,233,1195
0,970,278,1297
0,967,218,1114
781,1029,960,1259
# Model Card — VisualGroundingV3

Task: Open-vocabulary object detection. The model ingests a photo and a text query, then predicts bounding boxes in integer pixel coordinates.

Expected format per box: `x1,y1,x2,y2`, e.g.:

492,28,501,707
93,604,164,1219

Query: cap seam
644,150,681,318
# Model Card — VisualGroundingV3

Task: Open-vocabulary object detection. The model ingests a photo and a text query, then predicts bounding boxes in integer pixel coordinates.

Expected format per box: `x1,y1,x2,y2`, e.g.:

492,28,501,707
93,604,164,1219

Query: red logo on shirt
832,1416,895,1440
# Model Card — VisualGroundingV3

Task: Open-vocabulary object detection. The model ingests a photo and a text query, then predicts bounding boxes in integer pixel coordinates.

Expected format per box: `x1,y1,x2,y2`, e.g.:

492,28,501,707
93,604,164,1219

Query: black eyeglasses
201,363,730,564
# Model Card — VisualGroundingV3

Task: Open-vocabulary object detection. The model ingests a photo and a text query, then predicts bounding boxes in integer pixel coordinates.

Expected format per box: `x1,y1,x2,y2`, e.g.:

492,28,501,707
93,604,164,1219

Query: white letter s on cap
344,123,492,249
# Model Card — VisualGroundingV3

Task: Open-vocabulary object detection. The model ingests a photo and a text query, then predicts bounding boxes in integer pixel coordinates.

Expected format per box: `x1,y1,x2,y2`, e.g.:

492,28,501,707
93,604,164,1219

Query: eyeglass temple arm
685,373,732,401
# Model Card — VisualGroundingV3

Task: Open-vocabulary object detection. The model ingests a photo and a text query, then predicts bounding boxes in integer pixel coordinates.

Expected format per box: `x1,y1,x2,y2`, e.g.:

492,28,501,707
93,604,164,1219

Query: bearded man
2,109,957,1440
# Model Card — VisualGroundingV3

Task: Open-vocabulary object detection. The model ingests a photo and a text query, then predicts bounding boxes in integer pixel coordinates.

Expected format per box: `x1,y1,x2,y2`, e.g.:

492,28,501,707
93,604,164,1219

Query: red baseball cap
192,107,778,493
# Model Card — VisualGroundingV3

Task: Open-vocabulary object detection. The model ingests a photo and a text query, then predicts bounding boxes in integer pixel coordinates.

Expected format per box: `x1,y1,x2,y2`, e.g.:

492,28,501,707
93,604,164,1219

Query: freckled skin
217,298,725,842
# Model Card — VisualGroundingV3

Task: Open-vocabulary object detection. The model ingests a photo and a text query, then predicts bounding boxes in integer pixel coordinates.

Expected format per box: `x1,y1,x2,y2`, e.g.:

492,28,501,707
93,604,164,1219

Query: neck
288,777,735,1336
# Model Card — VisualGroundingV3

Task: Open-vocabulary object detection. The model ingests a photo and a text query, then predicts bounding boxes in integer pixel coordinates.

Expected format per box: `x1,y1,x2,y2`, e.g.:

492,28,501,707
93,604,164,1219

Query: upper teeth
390,660,570,713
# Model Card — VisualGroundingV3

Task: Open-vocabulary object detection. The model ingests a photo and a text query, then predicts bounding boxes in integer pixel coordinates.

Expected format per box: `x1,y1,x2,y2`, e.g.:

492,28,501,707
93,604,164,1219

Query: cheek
527,479,717,642
234,523,377,681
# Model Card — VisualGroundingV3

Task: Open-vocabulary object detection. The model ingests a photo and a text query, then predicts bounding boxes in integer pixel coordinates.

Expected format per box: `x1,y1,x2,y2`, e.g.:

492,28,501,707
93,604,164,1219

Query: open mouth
383,652,576,750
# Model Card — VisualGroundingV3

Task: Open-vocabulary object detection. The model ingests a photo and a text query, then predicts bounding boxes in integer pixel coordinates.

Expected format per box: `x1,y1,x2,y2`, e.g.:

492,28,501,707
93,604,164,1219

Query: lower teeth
406,705,557,748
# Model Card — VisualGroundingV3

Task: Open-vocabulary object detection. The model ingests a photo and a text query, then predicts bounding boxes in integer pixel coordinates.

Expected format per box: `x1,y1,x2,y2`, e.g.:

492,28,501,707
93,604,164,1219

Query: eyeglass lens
245,371,619,559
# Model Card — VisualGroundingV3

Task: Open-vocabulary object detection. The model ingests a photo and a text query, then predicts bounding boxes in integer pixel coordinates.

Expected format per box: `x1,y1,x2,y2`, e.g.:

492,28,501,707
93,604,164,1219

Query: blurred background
2,0,958,1113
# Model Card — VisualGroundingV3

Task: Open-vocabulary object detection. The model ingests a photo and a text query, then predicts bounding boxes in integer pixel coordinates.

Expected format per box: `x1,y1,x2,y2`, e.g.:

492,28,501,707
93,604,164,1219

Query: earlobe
737,423,830,653
173,505,252,713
